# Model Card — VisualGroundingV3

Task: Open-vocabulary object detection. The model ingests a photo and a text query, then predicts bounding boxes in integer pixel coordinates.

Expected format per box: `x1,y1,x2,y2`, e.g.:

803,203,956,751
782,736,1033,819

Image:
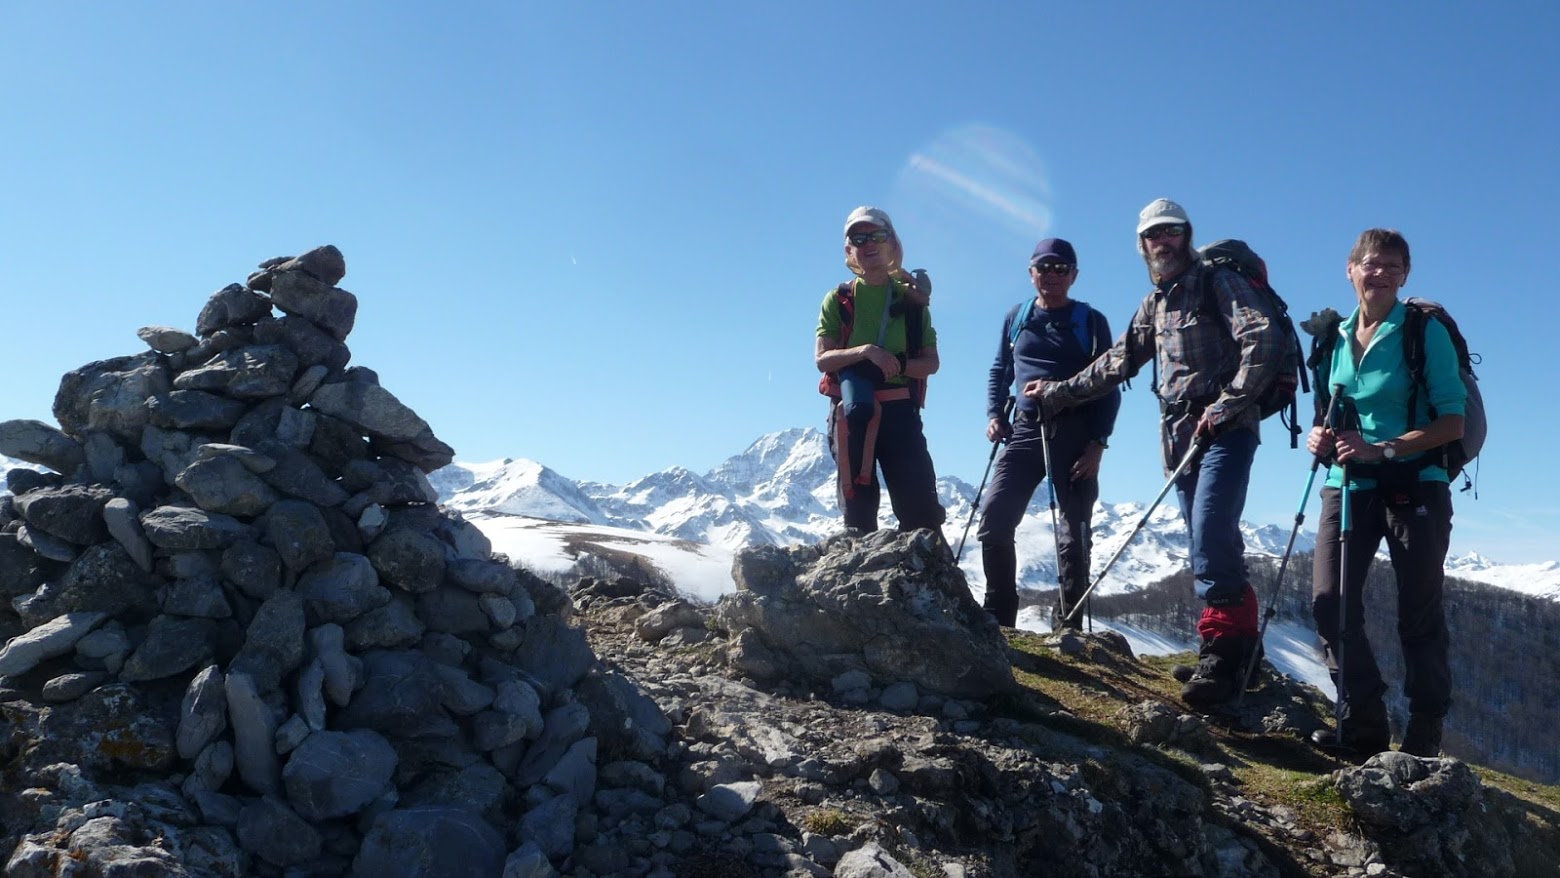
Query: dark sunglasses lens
850,230,889,245
1145,224,1186,239
1037,263,1072,275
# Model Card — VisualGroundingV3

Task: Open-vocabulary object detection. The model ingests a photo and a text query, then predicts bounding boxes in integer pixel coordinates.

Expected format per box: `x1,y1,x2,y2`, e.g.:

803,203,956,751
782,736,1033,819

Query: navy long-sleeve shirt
987,299,1120,440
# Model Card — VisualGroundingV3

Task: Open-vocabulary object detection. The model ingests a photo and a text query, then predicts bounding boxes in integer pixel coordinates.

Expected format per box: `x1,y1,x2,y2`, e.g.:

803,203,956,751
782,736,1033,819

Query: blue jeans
1174,427,1257,605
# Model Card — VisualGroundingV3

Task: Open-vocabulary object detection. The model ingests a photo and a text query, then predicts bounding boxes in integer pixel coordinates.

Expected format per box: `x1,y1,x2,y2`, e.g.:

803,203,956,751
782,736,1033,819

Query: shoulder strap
1402,300,1430,428
833,281,855,343
905,294,925,358
904,285,928,407
1071,301,1094,357
1009,298,1035,349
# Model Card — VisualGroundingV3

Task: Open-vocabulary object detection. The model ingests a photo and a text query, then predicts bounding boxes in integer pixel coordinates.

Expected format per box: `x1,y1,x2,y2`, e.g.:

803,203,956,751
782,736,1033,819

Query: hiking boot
1310,698,1391,757
1173,639,1262,687
1049,605,1083,633
1400,713,1444,757
1178,636,1255,708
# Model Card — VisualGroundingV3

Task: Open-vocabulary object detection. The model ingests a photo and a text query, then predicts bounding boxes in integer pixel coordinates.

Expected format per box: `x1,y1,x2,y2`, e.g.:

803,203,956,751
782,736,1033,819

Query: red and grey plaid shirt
1040,262,1284,474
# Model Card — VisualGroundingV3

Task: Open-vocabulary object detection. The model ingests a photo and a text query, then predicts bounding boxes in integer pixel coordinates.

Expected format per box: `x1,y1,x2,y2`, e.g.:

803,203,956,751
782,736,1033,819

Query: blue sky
3,3,1556,563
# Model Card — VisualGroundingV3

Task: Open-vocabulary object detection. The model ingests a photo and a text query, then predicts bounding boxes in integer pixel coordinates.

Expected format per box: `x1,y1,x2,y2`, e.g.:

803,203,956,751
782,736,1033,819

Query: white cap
1136,198,1190,235
844,205,895,236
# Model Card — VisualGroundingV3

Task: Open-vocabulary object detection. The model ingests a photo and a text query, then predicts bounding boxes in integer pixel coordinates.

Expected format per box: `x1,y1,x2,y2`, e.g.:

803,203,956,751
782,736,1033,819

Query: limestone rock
715,529,1015,697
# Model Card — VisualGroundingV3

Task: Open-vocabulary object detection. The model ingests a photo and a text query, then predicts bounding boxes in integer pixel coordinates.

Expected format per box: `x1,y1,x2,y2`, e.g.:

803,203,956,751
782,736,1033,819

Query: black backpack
1308,299,1486,488
1193,240,1309,447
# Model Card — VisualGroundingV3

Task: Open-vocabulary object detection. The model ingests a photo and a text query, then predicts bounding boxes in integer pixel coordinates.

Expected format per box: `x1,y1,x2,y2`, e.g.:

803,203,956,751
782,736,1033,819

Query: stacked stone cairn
0,247,665,876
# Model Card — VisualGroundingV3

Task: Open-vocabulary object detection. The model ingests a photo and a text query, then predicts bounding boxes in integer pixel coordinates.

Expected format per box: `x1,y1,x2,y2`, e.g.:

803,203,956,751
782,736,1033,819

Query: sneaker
1310,698,1391,757
1400,713,1443,757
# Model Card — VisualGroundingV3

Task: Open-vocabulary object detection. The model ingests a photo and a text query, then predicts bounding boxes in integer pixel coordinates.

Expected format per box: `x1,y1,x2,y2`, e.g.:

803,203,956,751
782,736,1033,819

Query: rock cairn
0,247,666,876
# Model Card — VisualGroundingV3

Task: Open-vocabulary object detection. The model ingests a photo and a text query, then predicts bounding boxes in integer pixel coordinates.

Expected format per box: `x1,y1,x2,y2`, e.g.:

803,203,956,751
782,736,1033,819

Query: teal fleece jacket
1321,300,1467,490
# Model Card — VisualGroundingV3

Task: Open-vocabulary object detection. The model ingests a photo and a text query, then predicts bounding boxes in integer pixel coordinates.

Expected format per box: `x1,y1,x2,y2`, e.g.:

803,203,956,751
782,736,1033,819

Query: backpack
817,279,928,407
1187,240,1309,446
1008,299,1097,358
1307,298,1486,488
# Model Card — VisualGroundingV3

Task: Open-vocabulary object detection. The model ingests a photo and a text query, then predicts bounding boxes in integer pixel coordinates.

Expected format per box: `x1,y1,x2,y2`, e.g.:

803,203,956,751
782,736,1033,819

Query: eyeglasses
1141,224,1187,241
1357,260,1407,276
848,230,891,246
1033,262,1074,276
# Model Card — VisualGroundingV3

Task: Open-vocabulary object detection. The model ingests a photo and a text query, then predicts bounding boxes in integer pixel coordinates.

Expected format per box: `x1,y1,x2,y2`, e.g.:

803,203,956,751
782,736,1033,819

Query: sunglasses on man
1141,224,1187,241
1033,262,1074,276
848,230,892,246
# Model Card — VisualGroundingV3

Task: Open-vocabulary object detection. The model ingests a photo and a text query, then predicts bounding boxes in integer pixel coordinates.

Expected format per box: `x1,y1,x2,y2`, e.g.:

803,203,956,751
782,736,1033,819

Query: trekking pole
956,396,1016,562
1035,402,1071,630
1236,387,1344,705
1330,393,1360,736
1335,457,1352,735
1063,435,1207,623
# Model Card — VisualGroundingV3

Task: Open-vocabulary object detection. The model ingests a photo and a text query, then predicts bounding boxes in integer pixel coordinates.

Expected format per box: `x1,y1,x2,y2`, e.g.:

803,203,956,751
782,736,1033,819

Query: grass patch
799,808,856,836
1241,766,1354,832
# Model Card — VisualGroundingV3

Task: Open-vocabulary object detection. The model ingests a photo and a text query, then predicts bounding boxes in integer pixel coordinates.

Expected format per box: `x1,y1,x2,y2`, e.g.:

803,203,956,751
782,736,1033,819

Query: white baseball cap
1136,198,1190,235
844,206,895,236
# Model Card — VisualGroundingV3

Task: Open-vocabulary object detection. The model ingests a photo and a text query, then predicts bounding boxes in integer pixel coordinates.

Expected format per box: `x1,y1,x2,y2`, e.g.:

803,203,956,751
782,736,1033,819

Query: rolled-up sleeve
1050,296,1154,410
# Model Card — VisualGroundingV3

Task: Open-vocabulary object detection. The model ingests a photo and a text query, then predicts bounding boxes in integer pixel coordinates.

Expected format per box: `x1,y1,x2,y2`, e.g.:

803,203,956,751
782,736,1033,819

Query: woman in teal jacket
1306,228,1466,760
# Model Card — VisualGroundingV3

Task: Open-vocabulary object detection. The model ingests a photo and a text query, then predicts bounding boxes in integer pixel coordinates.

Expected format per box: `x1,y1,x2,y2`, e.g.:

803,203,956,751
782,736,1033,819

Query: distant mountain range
430,427,1560,603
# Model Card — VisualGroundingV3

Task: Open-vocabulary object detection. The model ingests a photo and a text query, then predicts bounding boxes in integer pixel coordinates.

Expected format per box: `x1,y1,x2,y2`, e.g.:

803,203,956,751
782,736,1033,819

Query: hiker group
815,199,1482,761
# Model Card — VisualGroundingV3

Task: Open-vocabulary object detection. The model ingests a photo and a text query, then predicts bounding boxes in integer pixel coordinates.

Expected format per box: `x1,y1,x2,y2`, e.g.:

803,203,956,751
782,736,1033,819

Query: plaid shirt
1040,262,1284,474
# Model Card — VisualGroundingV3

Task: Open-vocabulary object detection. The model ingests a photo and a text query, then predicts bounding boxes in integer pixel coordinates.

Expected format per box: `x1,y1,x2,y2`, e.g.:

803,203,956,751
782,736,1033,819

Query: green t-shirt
816,279,937,385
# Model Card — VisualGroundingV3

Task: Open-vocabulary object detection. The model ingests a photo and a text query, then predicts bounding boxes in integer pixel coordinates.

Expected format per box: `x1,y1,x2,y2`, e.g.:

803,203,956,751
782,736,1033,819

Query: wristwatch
1381,441,1398,460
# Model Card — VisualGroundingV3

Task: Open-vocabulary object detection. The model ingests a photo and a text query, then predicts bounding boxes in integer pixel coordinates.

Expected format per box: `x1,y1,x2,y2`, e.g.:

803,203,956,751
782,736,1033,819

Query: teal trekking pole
1329,393,1360,737
1237,387,1344,704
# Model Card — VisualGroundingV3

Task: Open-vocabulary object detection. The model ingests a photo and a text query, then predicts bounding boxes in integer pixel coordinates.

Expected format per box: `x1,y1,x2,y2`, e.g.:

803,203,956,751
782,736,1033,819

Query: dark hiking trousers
834,398,945,534
977,412,1097,626
1311,482,1454,718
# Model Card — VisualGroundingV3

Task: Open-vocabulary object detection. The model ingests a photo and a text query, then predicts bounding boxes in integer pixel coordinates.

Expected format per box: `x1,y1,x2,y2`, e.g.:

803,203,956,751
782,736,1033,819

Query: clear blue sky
3,3,1555,563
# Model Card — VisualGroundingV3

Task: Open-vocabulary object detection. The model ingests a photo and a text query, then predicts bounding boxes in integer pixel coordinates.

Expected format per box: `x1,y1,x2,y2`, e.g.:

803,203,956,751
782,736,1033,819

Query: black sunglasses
848,230,892,246
1141,224,1187,241
1033,262,1074,276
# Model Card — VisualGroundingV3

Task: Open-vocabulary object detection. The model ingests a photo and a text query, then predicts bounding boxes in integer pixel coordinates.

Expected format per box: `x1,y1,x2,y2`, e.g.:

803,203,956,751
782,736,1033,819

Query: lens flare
895,124,1054,240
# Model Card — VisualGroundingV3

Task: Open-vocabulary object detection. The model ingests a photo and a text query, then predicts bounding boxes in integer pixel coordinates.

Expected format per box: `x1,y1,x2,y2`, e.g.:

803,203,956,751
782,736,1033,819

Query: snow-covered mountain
431,457,610,524
1443,553,1560,601
431,427,1556,602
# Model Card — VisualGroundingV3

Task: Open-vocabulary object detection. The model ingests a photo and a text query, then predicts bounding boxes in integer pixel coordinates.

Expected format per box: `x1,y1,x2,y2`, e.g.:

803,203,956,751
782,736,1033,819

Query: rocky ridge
569,530,1557,878
0,249,1555,878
